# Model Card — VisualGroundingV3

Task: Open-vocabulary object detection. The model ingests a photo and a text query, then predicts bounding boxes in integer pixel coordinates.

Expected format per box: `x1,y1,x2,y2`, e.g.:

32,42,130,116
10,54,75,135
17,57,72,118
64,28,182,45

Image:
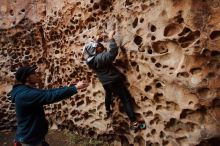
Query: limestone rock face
1,0,220,145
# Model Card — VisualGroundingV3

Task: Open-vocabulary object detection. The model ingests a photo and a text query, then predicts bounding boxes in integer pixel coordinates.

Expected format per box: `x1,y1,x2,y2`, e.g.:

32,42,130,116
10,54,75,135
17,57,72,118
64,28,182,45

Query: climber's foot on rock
130,121,146,132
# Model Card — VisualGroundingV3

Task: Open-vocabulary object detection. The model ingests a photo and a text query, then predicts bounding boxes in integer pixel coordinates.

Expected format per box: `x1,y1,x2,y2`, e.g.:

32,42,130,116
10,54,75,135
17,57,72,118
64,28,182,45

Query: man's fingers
108,30,115,39
76,80,89,89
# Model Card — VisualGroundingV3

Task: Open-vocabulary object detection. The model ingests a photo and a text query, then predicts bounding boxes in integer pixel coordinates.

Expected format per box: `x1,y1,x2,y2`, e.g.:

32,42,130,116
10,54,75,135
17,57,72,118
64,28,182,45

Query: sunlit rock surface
1,0,220,145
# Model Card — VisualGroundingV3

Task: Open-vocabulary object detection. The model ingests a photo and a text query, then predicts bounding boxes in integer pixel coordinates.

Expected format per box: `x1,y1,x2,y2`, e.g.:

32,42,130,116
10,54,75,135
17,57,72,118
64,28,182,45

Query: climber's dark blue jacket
10,84,77,145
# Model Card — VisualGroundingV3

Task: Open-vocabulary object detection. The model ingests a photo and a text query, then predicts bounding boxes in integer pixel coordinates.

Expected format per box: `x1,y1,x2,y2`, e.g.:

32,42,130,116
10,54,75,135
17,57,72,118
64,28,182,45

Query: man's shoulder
12,84,36,96
96,51,110,57
12,84,26,91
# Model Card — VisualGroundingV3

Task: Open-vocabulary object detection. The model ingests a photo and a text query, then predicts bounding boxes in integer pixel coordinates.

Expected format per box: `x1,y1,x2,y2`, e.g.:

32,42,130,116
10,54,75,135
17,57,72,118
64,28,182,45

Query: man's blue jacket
10,84,77,145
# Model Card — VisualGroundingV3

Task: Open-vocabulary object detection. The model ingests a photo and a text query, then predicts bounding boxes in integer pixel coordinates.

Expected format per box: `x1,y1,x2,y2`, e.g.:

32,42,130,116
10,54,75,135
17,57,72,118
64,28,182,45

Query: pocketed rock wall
1,0,220,145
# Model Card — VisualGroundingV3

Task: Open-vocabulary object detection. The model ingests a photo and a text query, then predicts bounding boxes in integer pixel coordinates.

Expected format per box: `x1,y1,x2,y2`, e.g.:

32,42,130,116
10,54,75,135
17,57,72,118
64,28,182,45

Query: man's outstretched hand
96,30,115,42
75,80,89,90
108,30,115,39
96,34,104,42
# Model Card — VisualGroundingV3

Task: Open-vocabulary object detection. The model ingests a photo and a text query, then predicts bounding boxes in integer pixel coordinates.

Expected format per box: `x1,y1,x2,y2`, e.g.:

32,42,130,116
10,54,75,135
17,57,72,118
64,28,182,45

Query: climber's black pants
103,81,136,122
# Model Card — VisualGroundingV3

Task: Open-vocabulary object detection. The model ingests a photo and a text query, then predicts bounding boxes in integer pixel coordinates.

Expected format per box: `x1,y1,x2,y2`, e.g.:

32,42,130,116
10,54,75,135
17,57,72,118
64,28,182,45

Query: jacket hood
83,41,97,57
10,84,24,103
83,41,98,64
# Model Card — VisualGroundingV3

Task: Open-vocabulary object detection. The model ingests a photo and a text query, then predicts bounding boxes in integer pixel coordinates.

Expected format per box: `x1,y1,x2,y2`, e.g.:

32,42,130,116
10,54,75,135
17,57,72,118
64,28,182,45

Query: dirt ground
0,130,112,146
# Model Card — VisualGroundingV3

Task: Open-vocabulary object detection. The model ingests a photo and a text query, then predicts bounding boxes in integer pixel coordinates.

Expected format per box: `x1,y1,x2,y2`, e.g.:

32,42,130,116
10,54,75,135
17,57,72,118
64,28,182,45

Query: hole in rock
189,101,193,105
175,16,184,24
150,24,156,32
177,72,189,78
151,57,156,63
155,63,161,68
207,59,218,68
160,131,165,138
140,18,144,23
178,27,192,36
144,111,153,117
152,41,168,54
156,105,162,110
76,100,84,107
154,93,163,102
134,136,145,145
134,35,143,45
12,54,17,59
130,61,137,66
99,0,112,10
141,96,148,101
10,10,14,16
141,4,148,11
197,106,207,114
137,74,141,79
55,50,59,54
88,8,93,12
125,0,132,6
21,9,25,12
132,17,138,28
206,72,215,79
178,31,200,44
212,98,220,107
151,36,156,40
144,85,152,92
155,82,162,88
164,23,182,37
210,31,220,40
151,129,156,135
147,48,153,54
154,142,160,146
138,46,145,52
76,2,81,5
196,137,220,146
198,88,210,98
211,50,220,58
88,130,96,137
165,118,177,128
180,109,194,119
93,3,99,9
146,141,153,145
176,137,188,145
147,72,154,78
149,119,154,125
136,64,140,72
180,42,191,48
163,65,168,68
190,67,202,74
70,100,75,106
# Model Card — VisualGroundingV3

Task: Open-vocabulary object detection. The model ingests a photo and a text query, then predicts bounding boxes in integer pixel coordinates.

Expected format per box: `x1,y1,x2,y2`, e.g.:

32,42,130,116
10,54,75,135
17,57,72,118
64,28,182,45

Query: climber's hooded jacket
10,84,77,145
84,39,124,85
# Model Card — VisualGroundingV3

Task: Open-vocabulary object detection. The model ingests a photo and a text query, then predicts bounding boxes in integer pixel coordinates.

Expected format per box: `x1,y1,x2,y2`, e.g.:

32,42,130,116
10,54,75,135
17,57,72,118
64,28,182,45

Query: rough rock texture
1,0,220,145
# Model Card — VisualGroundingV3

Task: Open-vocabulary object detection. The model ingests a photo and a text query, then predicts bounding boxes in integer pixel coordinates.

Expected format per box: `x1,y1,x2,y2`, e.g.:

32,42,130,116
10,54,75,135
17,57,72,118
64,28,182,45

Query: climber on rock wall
10,66,88,146
83,30,145,131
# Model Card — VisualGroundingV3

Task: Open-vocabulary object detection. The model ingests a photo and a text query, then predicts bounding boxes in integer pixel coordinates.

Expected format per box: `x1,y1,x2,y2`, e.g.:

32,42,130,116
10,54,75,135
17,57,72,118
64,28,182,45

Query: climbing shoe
130,121,146,132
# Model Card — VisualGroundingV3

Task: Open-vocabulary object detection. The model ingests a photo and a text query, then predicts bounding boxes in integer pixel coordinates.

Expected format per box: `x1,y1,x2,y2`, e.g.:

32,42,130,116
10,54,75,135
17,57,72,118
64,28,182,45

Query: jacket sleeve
18,86,77,106
95,39,118,67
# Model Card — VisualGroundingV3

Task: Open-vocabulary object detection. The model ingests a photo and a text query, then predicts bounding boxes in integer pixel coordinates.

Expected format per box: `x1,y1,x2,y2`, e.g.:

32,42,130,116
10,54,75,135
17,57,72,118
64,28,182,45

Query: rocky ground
0,130,113,146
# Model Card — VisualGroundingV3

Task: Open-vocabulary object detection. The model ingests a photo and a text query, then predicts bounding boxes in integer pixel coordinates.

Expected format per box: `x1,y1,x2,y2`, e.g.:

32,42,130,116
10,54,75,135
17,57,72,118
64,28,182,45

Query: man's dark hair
97,42,105,50
15,66,37,84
